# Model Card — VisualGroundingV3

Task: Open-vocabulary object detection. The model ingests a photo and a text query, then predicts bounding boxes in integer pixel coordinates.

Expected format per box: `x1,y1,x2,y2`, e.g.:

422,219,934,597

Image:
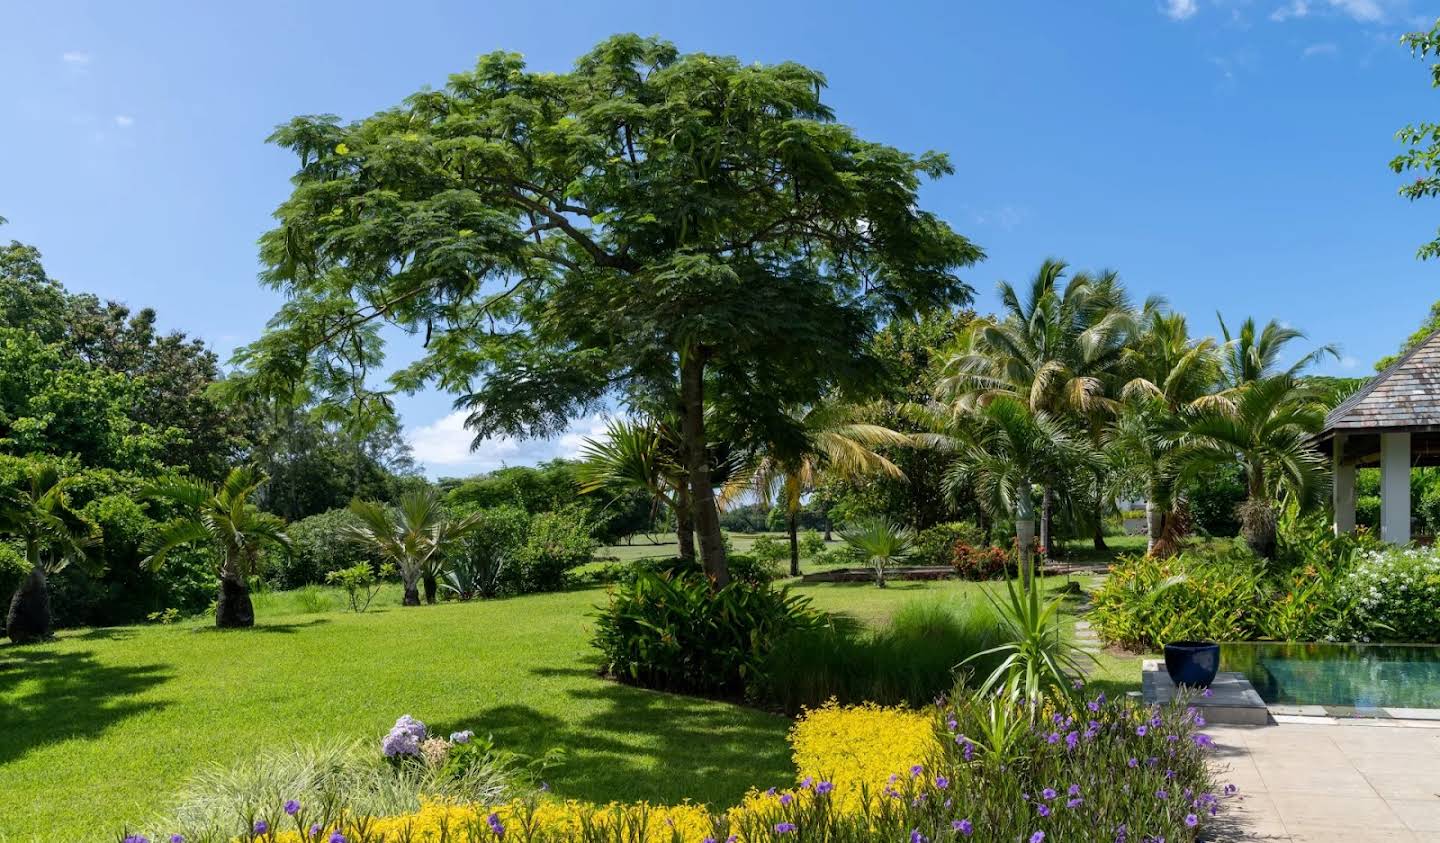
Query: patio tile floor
1207,722,1440,841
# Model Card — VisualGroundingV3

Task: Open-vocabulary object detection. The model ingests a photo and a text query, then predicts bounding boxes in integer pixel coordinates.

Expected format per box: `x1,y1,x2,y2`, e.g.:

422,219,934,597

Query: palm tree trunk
1016,479,1036,589
675,481,697,563
1092,476,1109,551
6,542,51,644
1039,484,1054,561
787,508,800,577
680,351,729,587
1145,498,1162,556
423,573,438,605
401,568,422,607
215,555,255,628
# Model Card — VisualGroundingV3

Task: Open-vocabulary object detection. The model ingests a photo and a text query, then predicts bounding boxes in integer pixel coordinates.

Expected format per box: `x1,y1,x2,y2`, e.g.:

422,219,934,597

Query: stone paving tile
1391,800,1440,833
1267,793,1406,830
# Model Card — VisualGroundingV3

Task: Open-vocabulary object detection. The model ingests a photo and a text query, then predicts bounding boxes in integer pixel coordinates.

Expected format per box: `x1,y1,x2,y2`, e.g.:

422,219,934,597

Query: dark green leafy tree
142,467,291,628
1394,18,1440,260
245,35,980,586
2,460,99,643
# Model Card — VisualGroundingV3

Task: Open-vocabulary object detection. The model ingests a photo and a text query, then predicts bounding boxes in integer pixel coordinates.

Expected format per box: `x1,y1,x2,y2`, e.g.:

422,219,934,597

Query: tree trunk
823,514,833,543
680,351,728,587
401,569,422,607
215,573,255,628
6,560,51,644
787,509,800,577
1039,484,1054,562
675,480,697,564
1016,479,1036,589
1145,499,1162,556
423,573,438,605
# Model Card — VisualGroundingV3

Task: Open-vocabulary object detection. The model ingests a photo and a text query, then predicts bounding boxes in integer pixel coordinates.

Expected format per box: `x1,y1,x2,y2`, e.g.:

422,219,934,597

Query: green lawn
0,575,1143,841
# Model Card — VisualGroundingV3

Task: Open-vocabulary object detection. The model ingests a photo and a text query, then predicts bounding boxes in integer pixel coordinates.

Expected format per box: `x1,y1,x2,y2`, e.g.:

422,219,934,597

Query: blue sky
3,0,1438,477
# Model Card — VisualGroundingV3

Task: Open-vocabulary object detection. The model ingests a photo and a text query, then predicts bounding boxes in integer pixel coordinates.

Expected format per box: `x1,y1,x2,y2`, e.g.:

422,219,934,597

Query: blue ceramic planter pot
1163,641,1220,688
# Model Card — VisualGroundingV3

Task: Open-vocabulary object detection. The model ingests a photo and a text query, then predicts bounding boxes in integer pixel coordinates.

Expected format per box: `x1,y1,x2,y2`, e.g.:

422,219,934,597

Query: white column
1333,434,1356,536
1380,432,1411,545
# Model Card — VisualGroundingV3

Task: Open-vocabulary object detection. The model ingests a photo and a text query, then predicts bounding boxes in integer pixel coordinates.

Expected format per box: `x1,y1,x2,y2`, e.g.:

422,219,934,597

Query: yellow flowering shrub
787,700,938,812
253,703,938,843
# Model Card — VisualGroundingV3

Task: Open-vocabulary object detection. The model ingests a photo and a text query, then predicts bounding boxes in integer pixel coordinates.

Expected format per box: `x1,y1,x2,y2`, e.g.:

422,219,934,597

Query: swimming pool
1220,642,1440,710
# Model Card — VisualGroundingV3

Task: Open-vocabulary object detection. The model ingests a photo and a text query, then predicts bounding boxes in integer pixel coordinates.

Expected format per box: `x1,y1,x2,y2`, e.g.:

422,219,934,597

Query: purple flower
284,800,300,816
123,837,150,843
1088,699,1101,712
1046,732,1061,744
1067,797,1084,808
1194,715,1206,727
800,776,814,789
1185,814,1199,828
328,834,346,843
816,781,834,795
910,764,924,777
910,831,928,843
1037,804,1051,817
954,819,973,836
449,730,474,744
774,823,797,834
1223,783,1238,796
935,775,949,790
1065,731,1079,750
1193,733,1213,748
1136,725,1148,737
309,825,322,839
780,793,793,806
1031,833,1046,843
170,836,184,843
1042,788,1057,800
254,820,268,835
382,715,427,758
962,741,974,761
1201,688,1213,698
1068,784,1081,796
487,811,505,838
1156,789,1169,800
1127,757,1139,768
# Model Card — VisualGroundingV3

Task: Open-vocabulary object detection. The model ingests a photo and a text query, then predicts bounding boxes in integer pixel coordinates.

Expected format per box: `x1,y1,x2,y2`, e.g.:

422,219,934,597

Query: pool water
1220,642,1440,709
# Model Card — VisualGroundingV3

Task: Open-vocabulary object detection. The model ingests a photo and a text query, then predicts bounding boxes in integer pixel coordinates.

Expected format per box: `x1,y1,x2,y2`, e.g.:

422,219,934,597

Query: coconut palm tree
3,462,98,644
938,260,1135,555
1217,315,1338,392
143,467,290,628
936,397,1098,586
729,402,911,576
839,516,914,588
1171,374,1329,558
342,488,482,606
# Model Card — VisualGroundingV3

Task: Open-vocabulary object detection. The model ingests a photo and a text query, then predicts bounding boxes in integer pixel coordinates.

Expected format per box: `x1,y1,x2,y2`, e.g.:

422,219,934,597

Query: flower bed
129,691,1233,842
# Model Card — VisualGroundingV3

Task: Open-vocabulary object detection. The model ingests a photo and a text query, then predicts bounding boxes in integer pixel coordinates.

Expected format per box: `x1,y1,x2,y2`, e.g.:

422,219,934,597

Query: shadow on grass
438,668,792,809
187,618,331,635
0,646,171,765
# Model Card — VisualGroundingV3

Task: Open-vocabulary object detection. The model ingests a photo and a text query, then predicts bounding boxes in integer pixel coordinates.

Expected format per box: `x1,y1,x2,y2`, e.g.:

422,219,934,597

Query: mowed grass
0,575,1141,842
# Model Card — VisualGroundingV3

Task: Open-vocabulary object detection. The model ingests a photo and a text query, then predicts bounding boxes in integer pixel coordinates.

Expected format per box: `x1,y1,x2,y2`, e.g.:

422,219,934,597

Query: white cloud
1340,355,1361,370
969,205,1027,230
113,115,134,128
407,410,613,477
1328,0,1387,21
1271,0,1311,20
61,51,91,65
1303,41,1340,55
1163,0,1200,20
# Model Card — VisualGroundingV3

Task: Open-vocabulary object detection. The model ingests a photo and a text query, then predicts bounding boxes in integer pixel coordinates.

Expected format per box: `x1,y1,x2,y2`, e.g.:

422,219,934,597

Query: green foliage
797,530,826,560
1394,20,1440,260
747,535,788,565
757,598,1007,714
277,508,377,589
1183,461,1245,537
950,542,1013,580
911,521,985,567
592,569,822,698
0,541,25,601
509,505,597,593
325,562,396,613
445,504,531,599
723,553,780,587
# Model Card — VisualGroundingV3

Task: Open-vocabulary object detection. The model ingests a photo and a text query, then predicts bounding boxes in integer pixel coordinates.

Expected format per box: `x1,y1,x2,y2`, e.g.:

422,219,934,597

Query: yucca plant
964,578,1095,713
838,517,914,588
143,467,290,629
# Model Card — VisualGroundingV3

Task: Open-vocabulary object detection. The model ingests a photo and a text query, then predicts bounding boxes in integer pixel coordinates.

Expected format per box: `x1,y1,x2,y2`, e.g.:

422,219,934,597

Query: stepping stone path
1072,608,1104,676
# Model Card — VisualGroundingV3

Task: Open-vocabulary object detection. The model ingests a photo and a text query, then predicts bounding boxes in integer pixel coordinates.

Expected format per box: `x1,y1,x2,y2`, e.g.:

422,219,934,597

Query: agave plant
839,517,914,588
963,578,1096,713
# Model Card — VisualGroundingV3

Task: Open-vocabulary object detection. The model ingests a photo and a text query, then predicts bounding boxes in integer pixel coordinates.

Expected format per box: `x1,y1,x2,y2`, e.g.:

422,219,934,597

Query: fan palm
839,516,914,588
729,402,911,576
2,462,98,644
341,488,483,606
1171,374,1329,558
143,467,291,628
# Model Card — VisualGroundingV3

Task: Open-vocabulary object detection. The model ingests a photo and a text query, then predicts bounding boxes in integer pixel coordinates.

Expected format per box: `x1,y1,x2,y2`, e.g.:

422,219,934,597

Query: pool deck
1208,718,1440,841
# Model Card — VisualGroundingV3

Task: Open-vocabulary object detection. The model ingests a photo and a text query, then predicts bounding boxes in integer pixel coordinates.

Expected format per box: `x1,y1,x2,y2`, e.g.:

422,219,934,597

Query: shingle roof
1325,328,1440,431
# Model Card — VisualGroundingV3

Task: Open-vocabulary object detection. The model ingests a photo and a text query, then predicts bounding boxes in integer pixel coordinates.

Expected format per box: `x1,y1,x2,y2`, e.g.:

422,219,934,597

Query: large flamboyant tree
246,35,980,584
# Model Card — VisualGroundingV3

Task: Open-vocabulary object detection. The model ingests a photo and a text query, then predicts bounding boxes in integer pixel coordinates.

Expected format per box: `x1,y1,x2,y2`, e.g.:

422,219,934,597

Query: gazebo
1314,328,1440,544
